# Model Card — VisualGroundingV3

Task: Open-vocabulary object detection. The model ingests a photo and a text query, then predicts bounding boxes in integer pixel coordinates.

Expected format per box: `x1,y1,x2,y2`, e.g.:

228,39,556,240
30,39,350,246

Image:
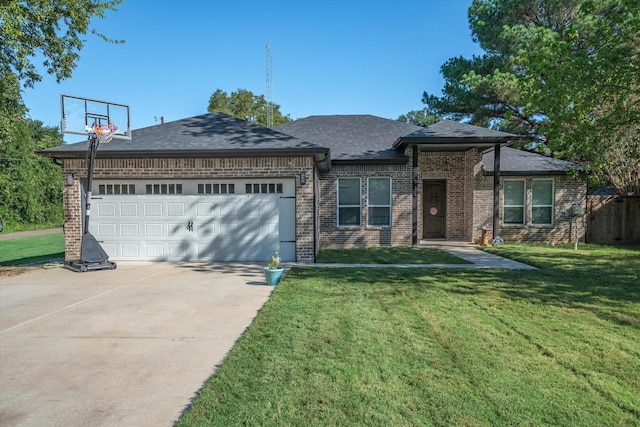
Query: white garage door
88,179,296,262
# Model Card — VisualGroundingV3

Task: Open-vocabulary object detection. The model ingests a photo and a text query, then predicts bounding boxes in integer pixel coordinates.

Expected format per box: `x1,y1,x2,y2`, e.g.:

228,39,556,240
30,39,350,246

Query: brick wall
61,156,316,262
472,173,587,243
318,163,413,248
417,149,481,241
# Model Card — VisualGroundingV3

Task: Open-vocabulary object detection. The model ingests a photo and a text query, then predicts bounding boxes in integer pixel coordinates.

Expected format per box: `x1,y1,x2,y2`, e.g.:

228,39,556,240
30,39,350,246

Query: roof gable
41,112,327,159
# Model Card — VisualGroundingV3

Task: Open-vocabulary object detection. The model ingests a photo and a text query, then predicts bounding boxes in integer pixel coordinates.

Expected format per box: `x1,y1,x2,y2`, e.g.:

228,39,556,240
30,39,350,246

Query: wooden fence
586,196,640,244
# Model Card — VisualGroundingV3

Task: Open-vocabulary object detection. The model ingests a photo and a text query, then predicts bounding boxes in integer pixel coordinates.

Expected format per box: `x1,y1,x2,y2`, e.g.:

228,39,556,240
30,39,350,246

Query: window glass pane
176,184,182,194
338,207,360,226
504,181,524,205
276,183,283,193
161,184,168,194
114,185,121,195
99,185,105,194
368,207,390,226
254,184,260,193
369,178,390,205
129,184,136,194
146,184,152,194
221,183,227,193
532,180,553,205
504,207,524,224
229,184,235,194
532,207,552,225
246,184,252,193
338,179,360,205
121,185,128,195
213,184,220,194
269,183,275,193
153,184,160,194
261,183,268,193
106,185,113,195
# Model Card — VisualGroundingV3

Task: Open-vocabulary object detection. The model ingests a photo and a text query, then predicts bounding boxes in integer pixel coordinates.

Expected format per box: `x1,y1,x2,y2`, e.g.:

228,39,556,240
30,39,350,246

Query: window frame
337,177,362,227
503,179,526,225
367,177,392,227
531,178,554,226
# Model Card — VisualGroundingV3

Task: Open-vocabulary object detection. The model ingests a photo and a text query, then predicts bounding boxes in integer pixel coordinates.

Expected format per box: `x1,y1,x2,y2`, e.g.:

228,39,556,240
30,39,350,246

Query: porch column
412,145,419,246
493,143,501,239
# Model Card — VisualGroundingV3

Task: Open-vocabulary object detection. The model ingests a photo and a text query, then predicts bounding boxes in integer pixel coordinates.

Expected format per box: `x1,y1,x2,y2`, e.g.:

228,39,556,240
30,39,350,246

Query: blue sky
22,0,482,141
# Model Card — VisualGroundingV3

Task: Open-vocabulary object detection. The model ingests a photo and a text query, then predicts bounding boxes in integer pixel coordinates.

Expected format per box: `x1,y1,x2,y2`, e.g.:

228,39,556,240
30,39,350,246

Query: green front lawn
178,245,640,426
0,233,65,266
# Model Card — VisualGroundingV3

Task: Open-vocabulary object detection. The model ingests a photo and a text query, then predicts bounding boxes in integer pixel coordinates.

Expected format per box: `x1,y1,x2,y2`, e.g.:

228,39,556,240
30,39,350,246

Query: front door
423,180,446,239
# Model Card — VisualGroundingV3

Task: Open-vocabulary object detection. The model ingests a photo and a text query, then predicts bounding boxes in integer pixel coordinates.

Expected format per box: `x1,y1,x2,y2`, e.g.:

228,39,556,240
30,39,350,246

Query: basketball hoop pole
83,134,100,233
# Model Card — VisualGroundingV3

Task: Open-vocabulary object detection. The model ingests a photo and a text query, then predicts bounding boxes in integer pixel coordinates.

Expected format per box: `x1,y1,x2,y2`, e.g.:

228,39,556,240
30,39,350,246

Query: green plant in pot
264,251,284,285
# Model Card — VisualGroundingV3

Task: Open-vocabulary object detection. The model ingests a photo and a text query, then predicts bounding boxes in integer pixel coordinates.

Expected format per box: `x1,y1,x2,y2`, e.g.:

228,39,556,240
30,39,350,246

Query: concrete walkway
294,240,536,270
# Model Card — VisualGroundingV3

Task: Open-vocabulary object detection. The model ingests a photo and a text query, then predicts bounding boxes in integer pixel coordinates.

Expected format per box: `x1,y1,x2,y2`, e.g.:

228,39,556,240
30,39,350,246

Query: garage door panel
168,223,186,237
92,179,296,261
120,203,138,216
219,202,238,219
144,203,163,217
197,202,218,217
145,223,164,237
167,202,185,217
146,243,165,258
121,224,139,237
121,243,140,258
98,203,117,217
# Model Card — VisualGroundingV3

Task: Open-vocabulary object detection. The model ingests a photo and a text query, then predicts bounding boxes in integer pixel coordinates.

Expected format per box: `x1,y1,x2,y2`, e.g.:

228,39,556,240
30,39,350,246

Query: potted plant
264,251,284,285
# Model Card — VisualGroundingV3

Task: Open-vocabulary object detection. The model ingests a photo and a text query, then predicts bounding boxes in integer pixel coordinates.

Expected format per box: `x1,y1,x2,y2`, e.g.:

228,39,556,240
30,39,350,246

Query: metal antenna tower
266,43,273,128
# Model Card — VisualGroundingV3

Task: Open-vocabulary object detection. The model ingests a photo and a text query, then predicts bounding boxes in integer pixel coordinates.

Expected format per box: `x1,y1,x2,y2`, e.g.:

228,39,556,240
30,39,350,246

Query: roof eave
394,136,525,150
38,147,329,160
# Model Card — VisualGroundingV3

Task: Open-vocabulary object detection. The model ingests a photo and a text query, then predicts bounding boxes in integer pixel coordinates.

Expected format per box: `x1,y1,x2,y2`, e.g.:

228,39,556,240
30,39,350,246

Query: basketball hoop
89,123,118,144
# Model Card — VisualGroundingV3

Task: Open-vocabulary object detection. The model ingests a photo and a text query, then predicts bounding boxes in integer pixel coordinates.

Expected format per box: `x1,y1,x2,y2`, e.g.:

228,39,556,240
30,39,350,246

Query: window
198,183,235,194
368,177,391,226
245,182,283,194
337,178,361,226
503,180,525,225
532,179,554,225
145,183,182,195
98,184,136,195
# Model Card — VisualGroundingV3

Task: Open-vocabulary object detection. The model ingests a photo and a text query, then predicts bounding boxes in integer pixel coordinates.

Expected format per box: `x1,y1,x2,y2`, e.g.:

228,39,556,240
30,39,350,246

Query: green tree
397,108,440,127
207,89,290,127
0,0,124,88
0,95,64,225
421,0,640,193
0,0,123,227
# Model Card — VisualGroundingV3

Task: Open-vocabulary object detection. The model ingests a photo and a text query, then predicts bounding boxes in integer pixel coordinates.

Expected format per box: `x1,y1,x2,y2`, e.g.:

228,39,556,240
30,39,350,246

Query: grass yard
0,233,64,267
178,245,639,426
316,247,470,264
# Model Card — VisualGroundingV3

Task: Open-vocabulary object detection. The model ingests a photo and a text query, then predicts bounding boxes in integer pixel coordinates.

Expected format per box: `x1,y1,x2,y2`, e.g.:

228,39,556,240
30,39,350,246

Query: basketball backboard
61,94,131,140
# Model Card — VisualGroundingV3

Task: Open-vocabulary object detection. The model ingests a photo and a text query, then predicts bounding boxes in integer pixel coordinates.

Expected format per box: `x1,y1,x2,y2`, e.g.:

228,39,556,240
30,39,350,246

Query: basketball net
89,123,118,144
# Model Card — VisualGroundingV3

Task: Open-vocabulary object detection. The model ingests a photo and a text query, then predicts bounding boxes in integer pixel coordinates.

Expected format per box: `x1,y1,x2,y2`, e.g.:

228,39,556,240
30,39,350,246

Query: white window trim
531,178,554,226
337,177,361,227
367,177,392,227
503,179,526,226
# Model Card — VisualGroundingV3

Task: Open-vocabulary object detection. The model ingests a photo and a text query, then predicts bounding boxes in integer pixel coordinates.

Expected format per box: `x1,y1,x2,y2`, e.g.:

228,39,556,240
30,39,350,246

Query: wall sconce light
65,173,75,186
443,159,451,172
300,171,307,185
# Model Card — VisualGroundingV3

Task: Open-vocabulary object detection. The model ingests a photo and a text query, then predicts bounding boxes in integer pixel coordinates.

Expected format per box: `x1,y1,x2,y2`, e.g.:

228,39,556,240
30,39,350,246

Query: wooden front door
423,180,446,239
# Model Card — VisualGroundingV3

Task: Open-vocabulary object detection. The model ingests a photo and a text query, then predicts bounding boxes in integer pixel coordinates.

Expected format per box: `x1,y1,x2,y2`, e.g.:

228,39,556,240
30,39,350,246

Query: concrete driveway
0,262,274,427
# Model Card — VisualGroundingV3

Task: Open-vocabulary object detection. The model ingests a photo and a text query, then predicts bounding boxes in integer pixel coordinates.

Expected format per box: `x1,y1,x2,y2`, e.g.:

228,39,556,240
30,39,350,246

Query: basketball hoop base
65,233,117,272
66,259,117,273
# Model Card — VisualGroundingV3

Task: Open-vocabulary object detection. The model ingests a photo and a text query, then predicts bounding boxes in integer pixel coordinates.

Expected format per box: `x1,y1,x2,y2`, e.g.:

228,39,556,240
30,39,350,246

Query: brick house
40,113,585,263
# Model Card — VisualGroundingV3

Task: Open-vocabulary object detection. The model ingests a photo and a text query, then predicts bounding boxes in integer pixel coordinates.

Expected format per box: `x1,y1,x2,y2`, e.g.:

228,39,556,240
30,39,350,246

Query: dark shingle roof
274,115,423,162
394,120,525,150
483,147,583,175
41,112,327,159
